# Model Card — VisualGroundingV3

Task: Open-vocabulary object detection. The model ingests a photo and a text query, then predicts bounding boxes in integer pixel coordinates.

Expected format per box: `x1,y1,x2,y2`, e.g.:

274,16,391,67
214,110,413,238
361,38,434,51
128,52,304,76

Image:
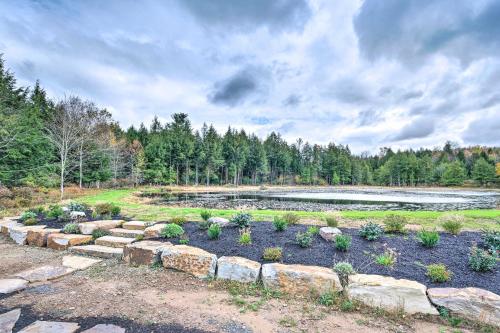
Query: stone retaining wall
2,216,498,327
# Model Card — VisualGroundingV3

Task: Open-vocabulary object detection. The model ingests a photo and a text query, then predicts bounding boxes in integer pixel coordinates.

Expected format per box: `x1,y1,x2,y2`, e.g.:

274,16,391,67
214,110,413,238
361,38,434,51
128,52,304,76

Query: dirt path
0,237,469,332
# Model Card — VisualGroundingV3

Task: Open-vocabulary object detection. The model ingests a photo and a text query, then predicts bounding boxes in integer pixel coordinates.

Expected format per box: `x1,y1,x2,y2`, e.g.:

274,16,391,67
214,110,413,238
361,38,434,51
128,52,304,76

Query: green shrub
31,206,45,215
62,223,80,234
273,216,288,231
67,201,88,212
170,216,187,225
92,229,110,240
230,212,252,228
23,217,38,226
340,300,354,312
469,245,497,272
383,214,407,233
207,223,221,240
95,203,113,216
318,291,337,306
375,248,397,267
179,234,189,245
135,234,144,241
333,262,355,289
160,223,184,239
334,234,351,252
324,213,340,227
282,212,300,225
200,210,212,221
359,222,384,241
440,214,464,235
296,231,313,248
426,264,451,282
482,230,499,254
239,229,252,245
111,205,121,216
307,226,320,235
21,210,37,221
263,247,282,261
417,229,440,248
198,220,212,230
47,204,64,219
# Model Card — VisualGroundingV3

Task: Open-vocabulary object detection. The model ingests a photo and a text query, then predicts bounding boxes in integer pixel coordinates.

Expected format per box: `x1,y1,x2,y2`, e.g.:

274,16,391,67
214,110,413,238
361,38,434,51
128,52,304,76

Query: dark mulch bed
0,305,208,333
156,222,499,294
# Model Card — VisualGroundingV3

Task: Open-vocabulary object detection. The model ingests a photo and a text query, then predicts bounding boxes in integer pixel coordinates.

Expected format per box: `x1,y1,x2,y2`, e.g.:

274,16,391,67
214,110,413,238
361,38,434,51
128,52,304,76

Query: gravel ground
158,222,499,294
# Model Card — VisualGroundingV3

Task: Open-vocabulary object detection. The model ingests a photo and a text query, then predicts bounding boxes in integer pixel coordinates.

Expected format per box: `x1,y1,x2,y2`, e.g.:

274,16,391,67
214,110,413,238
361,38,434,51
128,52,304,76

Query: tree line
1,56,499,197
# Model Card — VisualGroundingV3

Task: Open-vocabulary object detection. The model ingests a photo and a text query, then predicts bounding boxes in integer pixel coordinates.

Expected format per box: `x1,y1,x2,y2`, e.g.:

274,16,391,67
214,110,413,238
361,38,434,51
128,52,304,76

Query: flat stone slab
123,240,171,266
27,228,61,247
62,256,102,270
217,256,261,283
348,274,438,315
9,225,46,245
0,308,21,333
161,245,217,279
95,235,135,248
144,223,167,238
18,321,79,333
428,287,500,327
109,228,144,238
47,233,92,251
319,227,342,241
14,265,75,282
81,324,125,333
122,221,151,230
0,279,29,294
207,217,230,227
262,263,342,296
78,220,124,235
0,217,22,235
69,245,123,259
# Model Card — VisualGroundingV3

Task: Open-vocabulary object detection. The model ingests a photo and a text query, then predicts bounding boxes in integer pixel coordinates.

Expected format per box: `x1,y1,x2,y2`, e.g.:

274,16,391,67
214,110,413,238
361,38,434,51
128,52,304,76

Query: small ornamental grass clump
417,229,440,248
21,211,38,225
359,222,384,241
273,216,288,231
282,212,300,225
333,262,355,289
324,213,340,227
469,245,497,272
295,231,313,248
231,212,252,229
307,226,320,235
160,223,184,239
263,247,282,261
334,234,352,252
170,216,187,225
375,248,397,267
426,264,452,283
239,229,252,245
200,210,212,222
62,223,80,234
207,223,222,240
383,214,407,233
439,214,464,235
92,229,111,240
95,203,120,217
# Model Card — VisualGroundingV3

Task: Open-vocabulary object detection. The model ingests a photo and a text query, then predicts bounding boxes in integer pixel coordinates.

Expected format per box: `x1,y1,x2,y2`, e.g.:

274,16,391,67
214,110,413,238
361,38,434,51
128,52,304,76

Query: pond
144,188,500,211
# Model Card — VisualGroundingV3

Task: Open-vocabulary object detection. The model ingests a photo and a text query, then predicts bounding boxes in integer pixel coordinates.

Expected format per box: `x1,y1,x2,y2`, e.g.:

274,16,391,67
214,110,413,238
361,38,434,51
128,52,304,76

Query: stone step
122,221,151,230
109,228,144,238
69,245,123,259
95,236,135,248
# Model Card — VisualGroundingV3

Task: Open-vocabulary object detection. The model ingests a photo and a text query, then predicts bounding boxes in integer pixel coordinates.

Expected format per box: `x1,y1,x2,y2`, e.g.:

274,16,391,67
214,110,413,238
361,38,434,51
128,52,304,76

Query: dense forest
1,56,499,196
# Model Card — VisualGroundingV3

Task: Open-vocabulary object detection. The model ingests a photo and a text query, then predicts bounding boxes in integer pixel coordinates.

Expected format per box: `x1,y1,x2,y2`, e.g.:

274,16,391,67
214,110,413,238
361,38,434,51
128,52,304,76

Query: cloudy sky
1,0,499,153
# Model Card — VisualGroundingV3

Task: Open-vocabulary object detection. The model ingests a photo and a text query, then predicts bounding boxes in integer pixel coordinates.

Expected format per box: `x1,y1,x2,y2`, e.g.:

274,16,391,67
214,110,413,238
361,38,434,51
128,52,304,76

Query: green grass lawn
78,188,500,231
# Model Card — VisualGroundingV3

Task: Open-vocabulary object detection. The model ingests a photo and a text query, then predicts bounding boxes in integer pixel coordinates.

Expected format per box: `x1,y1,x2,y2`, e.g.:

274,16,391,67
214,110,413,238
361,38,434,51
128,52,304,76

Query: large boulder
123,240,170,266
0,279,28,294
78,220,123,235
348,274,438,315
261,263,342,296
319,227,342,241
14,265,75,283
217,256,261,283
9,225,46,245
0,217,21,235
0,308,21,333
161,245,217,279
122,221,151,230
144,223,167,238
62,256,102,270
207,217,230,227
428,287,500,327
47,233,92,251
27,228,61,247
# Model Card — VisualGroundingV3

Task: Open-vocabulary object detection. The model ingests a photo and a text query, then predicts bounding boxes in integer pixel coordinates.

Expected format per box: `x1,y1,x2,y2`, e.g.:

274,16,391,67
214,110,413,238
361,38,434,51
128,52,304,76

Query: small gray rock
81,324,126,333
0,308,21,333
208,217,230,227
18,321,79,333
0,279,28,294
